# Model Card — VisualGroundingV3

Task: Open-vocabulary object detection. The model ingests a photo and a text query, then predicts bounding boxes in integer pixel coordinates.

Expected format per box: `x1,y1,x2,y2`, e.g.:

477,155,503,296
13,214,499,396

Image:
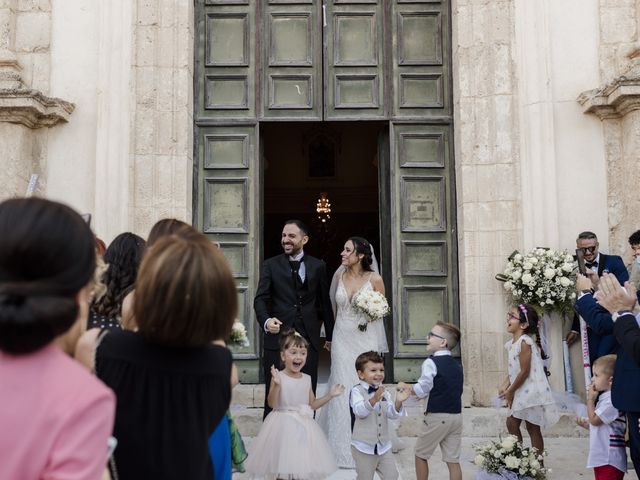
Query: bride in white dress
317,236,388,468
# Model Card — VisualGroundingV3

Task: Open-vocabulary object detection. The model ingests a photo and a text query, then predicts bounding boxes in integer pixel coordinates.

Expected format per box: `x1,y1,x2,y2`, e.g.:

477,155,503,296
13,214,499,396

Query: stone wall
453,0,521,405
130,0,194,237
454,0,608,404
594,0,640,262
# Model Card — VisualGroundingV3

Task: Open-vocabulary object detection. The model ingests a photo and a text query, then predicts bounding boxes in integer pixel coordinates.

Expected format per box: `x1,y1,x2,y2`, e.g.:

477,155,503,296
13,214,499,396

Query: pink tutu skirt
246,405,337,479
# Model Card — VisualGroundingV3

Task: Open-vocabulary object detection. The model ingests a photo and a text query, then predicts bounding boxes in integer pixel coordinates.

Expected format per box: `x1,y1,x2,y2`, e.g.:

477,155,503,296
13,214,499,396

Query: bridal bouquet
473,435,548,480
497,248,576,314
352,290,390,332
228,321,250,347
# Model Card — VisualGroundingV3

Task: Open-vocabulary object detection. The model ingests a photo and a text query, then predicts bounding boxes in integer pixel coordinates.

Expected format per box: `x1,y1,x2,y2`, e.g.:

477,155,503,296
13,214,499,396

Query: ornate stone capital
0,88,74,128
579,75,640,120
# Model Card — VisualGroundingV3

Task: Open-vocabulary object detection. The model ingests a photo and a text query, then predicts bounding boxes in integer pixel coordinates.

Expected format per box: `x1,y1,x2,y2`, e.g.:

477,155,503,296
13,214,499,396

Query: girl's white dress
246,372,337,480
505,334,560,428
317,272,383,468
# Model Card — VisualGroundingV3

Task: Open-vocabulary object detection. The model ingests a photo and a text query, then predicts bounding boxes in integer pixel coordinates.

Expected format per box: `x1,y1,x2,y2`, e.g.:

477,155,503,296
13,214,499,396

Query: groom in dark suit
567,231,629,359
254,219,334,417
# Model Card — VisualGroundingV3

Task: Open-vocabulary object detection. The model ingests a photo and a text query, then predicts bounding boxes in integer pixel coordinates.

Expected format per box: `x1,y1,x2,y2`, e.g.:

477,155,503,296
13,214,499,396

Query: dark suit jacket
254,253,334,351
572,252,629,336
577,301,640,412
575,293,618,360
614,313,640,367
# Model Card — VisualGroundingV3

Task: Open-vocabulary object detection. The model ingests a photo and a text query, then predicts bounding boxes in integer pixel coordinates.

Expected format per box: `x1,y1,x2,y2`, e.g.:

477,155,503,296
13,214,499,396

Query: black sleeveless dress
96,329,232,480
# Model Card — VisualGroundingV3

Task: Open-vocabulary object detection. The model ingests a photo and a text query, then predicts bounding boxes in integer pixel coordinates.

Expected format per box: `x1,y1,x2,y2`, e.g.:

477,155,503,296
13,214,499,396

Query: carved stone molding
0,88,74,128
579,75,640,120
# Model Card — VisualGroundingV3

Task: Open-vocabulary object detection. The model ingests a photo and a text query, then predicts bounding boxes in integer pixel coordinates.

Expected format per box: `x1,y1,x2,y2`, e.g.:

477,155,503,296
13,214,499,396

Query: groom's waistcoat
351,384,390,448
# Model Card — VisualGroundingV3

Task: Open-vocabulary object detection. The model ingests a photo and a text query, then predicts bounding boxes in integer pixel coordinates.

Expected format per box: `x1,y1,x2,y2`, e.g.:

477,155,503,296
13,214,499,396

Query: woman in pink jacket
0,198,115,480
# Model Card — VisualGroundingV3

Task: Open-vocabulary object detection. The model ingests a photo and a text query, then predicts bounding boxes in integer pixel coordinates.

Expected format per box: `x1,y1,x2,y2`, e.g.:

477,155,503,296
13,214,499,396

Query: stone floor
235,436,638,479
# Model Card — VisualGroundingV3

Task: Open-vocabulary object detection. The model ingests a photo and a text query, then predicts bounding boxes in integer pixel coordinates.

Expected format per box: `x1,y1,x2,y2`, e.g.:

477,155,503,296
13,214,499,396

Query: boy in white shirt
350,351,410,480
576,354,627,480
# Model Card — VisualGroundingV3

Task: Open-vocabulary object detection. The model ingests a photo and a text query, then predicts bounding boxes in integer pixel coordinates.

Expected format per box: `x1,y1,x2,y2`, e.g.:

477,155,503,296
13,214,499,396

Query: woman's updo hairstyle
0,198,96,354
348,236,374,272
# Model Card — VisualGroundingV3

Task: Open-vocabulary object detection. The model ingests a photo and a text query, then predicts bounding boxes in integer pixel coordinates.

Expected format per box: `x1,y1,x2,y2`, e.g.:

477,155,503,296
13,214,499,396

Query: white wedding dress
317,272,385,468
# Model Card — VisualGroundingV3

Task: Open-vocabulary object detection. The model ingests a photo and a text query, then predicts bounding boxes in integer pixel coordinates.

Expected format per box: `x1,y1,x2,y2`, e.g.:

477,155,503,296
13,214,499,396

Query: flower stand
475,468,534,480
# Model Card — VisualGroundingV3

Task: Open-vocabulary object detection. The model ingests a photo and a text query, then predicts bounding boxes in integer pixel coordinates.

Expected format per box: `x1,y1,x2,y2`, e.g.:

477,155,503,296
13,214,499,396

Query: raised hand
270,364,281,386
372,385,386,402
329,383,345,397
395,384,411,403
597,273,637,313
396,382,412,395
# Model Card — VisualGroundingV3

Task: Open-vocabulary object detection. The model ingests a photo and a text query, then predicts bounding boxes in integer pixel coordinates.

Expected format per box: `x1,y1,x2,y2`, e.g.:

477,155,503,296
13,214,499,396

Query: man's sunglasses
577,246,597,254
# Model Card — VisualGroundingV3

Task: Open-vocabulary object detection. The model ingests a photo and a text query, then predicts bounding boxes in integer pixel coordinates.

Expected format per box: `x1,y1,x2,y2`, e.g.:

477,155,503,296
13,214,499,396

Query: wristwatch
612,310,632,322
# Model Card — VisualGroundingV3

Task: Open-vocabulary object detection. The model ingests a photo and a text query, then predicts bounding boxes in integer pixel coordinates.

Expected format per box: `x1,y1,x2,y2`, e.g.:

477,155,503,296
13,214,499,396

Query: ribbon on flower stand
579,315,592,393
562,340,574,393
539,312,551,373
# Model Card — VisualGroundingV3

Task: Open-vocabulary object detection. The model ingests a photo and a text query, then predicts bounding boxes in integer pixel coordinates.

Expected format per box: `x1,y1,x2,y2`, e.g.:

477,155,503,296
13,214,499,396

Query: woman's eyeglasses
507,312,520,321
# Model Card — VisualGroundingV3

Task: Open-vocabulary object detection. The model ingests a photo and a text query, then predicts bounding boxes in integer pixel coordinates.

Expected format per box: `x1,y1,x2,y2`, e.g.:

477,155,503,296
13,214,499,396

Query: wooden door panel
197,2,256,120
392,0,450,118
194,123,261,381
262,1,322,119
324,1,386,119
390,122,458,379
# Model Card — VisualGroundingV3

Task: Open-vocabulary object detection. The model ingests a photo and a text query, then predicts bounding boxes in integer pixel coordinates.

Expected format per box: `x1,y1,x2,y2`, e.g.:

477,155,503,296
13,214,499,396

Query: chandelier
316,192,331,223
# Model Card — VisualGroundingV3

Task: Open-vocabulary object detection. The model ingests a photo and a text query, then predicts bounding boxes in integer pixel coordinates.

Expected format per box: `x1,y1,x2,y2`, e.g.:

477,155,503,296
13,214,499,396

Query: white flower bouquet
473,435,549,480
228,321,250,347
497,248,576,314
352,290,390,332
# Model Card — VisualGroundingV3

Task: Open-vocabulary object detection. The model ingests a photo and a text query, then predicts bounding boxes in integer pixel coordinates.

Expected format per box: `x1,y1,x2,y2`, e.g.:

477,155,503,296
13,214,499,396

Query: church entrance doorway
261,121,391,380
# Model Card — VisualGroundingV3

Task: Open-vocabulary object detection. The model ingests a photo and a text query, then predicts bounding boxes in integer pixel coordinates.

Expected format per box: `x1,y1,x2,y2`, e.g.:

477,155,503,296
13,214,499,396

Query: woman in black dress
88,232,145,330
78,230,237,480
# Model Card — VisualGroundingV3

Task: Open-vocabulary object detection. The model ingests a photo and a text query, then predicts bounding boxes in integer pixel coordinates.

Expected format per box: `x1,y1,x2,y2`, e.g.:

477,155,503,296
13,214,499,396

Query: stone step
231,385,587,438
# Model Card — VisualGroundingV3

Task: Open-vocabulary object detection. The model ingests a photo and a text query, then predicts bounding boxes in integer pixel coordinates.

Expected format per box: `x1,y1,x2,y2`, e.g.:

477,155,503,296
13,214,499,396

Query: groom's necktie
289,260,302,289
585,261,598,269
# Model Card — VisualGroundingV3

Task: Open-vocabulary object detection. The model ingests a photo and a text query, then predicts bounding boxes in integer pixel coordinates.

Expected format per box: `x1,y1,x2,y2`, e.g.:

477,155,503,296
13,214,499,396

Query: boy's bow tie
367,385,379,394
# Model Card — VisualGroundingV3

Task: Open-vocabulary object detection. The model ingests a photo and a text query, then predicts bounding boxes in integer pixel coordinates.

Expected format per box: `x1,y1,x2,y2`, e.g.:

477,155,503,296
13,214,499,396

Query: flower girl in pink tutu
246,330,344,479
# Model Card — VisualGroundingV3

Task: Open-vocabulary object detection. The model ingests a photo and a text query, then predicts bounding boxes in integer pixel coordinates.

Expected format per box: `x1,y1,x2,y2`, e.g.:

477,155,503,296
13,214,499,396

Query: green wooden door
261,0,323,119
323,0,386,119
389,0,457,381
194,0,457,383
195,1,261,381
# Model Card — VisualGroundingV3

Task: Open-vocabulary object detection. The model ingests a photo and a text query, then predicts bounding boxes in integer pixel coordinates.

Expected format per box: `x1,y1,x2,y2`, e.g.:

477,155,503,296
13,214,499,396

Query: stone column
130,0,194,237
453,0,521,405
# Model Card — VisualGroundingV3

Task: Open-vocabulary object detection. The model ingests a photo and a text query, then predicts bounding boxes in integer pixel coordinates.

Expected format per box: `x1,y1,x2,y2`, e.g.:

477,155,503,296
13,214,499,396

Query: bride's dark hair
348,236,374,272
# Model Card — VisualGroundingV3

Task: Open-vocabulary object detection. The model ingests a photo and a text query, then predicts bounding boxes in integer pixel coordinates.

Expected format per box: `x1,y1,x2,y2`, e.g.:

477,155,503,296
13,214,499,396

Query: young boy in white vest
400,321,463,480
349,351,410,480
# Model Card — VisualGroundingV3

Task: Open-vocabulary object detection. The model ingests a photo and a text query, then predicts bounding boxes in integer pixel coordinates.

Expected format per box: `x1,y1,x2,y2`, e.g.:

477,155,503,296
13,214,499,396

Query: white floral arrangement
473,435,549,480
498,248,576,314
352,290,390,332
228,321,250,347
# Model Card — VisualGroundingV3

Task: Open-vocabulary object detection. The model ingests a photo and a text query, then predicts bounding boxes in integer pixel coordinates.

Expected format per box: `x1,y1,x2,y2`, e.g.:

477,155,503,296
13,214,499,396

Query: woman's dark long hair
348,236,374,272
0,198,96,354
91,232,146,319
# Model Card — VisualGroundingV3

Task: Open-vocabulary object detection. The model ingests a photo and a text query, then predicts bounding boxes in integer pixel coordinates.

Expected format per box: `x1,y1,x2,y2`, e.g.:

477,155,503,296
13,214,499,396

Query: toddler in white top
576,354,627,480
